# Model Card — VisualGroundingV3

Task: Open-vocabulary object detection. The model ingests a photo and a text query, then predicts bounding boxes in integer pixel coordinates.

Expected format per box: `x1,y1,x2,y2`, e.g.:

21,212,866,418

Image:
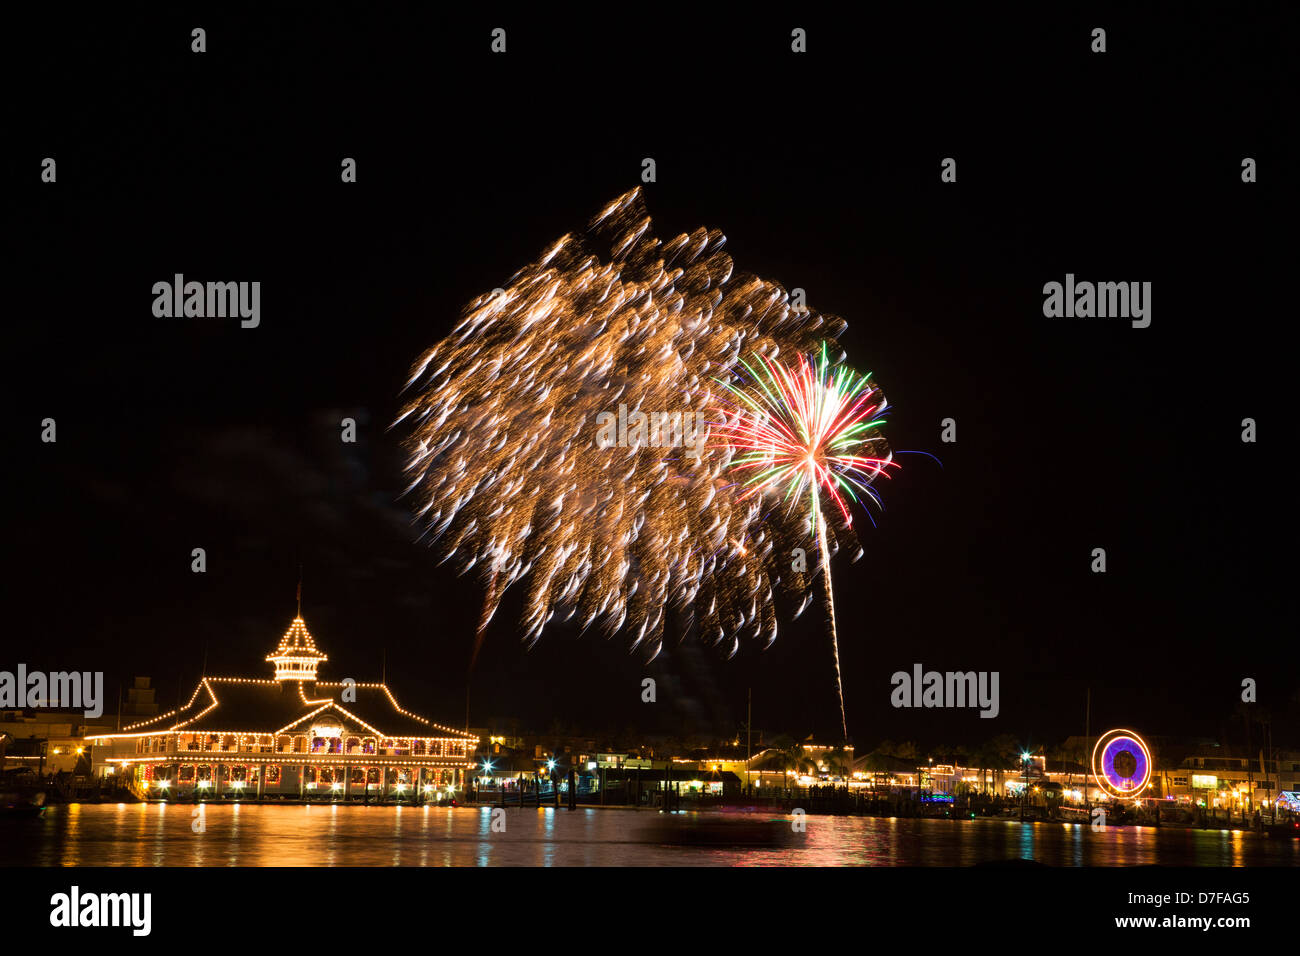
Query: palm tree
1049,740,1086,793
764,735,816,783
863,741,898,791
928,743,965,792
860,751,888,792
967,742,991,794
967,736,1016,795
767,733,796,755
821,745,851,782
987,734,1021,795
949,743,970,772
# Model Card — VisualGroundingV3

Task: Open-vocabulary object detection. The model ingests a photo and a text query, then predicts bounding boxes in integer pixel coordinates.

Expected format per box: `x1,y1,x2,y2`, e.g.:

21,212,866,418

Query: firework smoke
396,188,845,664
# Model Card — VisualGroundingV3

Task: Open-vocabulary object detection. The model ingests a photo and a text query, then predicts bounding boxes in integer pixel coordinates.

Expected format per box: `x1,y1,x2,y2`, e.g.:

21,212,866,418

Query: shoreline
30,798,1290,835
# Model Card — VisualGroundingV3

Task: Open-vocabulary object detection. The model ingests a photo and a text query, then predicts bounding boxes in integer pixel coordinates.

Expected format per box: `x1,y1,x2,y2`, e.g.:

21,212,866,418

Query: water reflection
1018,822,1035,860
5,805,1298,867
1066,823,1083,867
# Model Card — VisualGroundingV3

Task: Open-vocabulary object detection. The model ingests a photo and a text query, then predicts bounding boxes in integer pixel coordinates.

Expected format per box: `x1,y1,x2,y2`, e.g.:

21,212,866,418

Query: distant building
0,709,117,776
1156,747,1300,810
87,614,478,800
682,740,854,789
124,677,158,717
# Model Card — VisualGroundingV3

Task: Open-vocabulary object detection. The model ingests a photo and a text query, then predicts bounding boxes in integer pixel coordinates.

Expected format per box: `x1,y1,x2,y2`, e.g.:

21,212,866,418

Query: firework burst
714,345,897,736
395,189,842,665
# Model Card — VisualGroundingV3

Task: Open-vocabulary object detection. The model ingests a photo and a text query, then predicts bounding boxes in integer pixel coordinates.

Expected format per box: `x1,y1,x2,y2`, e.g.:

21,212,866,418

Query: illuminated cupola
266,616,328,682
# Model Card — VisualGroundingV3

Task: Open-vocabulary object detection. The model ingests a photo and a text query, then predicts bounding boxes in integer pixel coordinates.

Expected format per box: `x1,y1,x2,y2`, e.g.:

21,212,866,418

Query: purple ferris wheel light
1091,729,1153,799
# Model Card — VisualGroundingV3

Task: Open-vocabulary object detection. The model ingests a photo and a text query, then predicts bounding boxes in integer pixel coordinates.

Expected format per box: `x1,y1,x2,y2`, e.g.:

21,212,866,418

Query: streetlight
1020,751,1032,822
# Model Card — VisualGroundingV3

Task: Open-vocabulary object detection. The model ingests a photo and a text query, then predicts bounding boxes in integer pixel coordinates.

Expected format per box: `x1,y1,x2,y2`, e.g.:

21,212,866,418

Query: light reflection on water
4,804,1297,867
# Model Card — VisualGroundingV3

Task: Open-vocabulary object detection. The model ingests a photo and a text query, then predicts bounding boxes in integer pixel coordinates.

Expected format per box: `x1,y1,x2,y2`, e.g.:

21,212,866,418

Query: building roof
852,753,921,774
90,677,474,741
267,617,328,663
669,768,741,783
86,614,475,743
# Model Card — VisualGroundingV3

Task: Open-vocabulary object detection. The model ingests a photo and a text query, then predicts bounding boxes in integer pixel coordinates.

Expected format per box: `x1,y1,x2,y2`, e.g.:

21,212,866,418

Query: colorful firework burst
716,344,895,540
714,344,897,736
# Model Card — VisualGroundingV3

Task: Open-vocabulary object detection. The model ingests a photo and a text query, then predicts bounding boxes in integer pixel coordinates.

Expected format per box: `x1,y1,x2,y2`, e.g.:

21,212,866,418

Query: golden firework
396,188,868,663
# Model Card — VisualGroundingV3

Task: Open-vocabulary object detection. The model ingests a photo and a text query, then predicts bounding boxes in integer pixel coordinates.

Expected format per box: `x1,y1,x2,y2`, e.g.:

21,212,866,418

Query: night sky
12,8,1293,751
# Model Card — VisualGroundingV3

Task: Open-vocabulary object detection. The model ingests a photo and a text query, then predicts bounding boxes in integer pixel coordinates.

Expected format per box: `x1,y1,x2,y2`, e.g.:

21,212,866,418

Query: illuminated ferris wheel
1091,729,1152,799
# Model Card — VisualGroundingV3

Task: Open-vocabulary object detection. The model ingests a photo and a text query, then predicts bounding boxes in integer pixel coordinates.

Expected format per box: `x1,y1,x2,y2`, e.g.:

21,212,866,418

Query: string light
267,616,328,682
86,613,480,795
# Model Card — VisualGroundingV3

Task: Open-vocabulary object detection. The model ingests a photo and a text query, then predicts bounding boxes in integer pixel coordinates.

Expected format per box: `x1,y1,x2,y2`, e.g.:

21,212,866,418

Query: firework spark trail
713,344,897,737
815,507,845,738
396,189,845,662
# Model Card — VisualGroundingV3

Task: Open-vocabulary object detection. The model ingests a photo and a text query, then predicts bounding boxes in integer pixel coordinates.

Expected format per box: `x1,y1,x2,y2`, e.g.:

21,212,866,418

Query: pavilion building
87,614,478,801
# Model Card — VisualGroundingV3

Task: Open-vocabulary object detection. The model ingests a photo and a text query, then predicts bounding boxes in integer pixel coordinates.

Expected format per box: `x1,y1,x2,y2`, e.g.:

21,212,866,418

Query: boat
643,811,803,848
0,787,47,819
1264,820,1299,839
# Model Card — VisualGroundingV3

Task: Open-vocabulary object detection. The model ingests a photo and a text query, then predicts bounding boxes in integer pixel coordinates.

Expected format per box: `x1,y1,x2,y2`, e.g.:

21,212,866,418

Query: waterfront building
1155,748,1300,811
86,614,478,800
684,740,855,789
0,709,118,776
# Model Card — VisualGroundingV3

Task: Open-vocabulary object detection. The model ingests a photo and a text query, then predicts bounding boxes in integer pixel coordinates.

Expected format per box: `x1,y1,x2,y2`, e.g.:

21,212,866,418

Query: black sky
11,7,1295,751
